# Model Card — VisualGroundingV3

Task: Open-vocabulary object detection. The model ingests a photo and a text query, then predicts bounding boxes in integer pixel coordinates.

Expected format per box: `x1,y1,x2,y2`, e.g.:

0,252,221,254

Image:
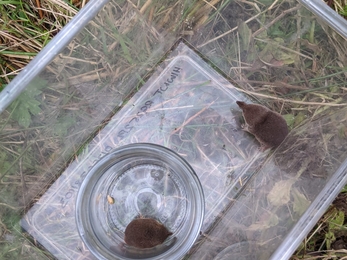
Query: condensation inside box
21,42,266,259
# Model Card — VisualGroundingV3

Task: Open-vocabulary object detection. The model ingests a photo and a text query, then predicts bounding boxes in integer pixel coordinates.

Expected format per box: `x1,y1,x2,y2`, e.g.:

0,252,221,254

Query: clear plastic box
300,0,347,39
1,0,347,259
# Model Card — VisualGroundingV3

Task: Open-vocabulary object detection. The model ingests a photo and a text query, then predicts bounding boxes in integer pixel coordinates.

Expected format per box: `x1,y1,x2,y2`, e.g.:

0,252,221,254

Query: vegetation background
1,0,347,259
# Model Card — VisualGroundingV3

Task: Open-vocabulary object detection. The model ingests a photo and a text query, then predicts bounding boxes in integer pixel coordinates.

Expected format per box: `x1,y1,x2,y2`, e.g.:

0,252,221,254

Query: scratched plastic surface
21,42,265,259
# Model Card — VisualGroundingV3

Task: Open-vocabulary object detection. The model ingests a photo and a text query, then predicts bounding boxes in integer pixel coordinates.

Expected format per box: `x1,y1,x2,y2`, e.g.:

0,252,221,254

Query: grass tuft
0,0,85,87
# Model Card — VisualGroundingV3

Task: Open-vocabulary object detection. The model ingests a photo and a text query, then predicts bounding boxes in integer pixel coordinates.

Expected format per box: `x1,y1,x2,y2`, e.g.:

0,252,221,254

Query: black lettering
137,111,144,117
153,89,162,96
160,85,169,91
71,181,80,189
65,191,73,199
91,159,98,166
129,117,139,123
60,197,68,208
125,124,133,132
81,171,88,178
173,66,181,72
145,100,153,107
118,130,126,138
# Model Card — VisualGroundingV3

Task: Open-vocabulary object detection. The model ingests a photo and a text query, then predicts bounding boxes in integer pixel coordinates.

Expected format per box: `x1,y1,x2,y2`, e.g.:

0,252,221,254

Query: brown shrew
236,101,289,151
124,218,172,249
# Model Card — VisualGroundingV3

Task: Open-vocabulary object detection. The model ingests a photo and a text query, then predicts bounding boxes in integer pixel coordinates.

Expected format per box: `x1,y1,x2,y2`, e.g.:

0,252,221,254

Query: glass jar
76,143,205,259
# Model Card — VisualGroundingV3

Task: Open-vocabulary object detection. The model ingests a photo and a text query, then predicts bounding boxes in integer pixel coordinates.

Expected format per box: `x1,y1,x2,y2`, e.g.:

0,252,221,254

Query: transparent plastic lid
21,42,265,259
